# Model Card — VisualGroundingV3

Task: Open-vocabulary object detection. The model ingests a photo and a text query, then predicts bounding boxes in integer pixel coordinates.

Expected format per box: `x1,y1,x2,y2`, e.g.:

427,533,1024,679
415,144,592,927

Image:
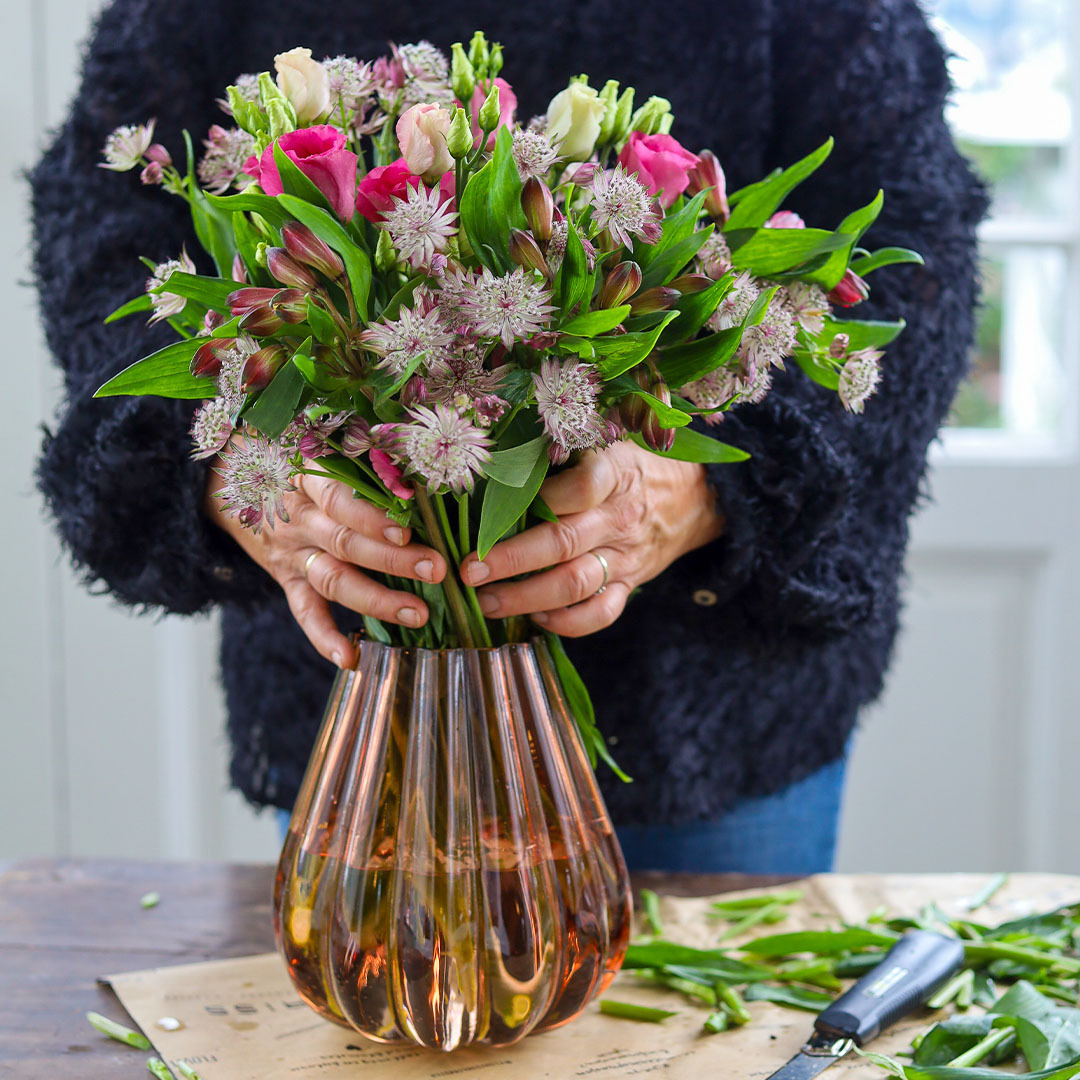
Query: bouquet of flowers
97,31,920,771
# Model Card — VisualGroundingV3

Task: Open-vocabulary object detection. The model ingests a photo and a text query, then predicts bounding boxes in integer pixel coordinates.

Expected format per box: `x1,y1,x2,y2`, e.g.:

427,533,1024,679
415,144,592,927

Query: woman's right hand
204,462,446,668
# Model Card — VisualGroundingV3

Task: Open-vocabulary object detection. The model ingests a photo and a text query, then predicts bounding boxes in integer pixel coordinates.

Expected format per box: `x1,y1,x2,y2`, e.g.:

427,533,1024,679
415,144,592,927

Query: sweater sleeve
31,0,276,614
666,0,989,636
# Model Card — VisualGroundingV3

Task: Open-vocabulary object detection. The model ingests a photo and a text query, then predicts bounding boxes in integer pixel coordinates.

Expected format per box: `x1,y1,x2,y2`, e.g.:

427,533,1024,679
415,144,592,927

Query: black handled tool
765,930,966,1080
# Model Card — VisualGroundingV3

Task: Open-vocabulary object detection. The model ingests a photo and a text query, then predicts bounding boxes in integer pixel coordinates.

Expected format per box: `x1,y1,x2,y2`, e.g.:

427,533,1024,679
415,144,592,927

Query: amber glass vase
273,638,632,1050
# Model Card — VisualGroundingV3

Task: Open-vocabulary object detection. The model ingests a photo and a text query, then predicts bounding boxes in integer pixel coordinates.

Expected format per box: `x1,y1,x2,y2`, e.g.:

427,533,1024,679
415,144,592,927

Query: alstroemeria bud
828,268,870,307
281,222,345,282
269,287,309,323
597,79,621,144
477,82,501,132
375,229,397,272
642,375,676,452
190,338,233,378
266,247,319,291
521,177,554,244
401,375,429,409
629,286,679,315
446,106,473,160
509,229,550,277
237,303,285,335
231,253,248,285
670,273,712,294
228,286,279,315
687,150,730,222
450,43,476,102
618,366,650,432
241,344,287,391
203,309,225,334
468,30,490,75
600,261,643,309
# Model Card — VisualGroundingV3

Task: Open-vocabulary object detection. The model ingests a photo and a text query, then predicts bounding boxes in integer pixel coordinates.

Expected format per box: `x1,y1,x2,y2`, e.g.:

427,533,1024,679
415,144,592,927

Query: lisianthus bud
401,375,429,409
642,376,676,452
269,288,309,323
827,268,870,307
629,95,671,137
468,31,489,74
274,47,330,125
241,344,287,390
258,72,297,136
687,150,730,222
670,273,712,294
489,43,504,77
450,43,476,102
226,86,266,136
597,80,621,144
477,83,502,133
267,99,295,141
546,82,606,162
612,87,635,146
190,339,233,378
266,247,319,291
237,303,285,335
255,242,269,268
375,229,397,272
618,366,651,432
509,229,550,277
397,103,453,181
600,261,643,309
281,222,345,281
231,253,248,285
228,286,279,315
446,106,473,160
629,286,679,315
521,177,554,243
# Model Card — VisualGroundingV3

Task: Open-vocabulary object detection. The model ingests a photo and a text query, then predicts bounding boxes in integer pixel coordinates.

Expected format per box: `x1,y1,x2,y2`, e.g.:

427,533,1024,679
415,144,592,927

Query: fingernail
531,612,549,625
331,650,344,667
384,526,406,546
398,607,422,627
466,560,491,584
415,559,434,582
479,592,499,615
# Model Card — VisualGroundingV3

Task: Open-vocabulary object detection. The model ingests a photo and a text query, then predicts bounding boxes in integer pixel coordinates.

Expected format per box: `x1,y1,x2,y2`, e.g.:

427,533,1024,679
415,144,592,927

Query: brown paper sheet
102,873,1080,1079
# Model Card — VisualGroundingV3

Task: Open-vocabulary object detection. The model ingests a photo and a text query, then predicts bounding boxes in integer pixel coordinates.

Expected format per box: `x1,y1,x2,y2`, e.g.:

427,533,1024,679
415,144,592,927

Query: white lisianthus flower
545,83,606,161
275,47,332,124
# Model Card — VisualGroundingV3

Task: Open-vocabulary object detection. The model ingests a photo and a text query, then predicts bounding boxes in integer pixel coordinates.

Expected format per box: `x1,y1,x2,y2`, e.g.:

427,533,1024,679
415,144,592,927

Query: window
928,0,1078,452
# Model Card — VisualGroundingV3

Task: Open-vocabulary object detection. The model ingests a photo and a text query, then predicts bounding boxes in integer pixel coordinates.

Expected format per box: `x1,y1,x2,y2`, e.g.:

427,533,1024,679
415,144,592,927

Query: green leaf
85,1011,151,1050
634,190,708,272
594,310,680,379
272,141,336,216
813,316,906,352
726,167,781,208
232,211,267,285
742,983,833,1012
153,272,241,312
801,190,885,289
914,1017,1006,1067
104,294,153,324
793,351,840,391
244,354,307,439
630,427,750,464
305,296,340,347
622,941,772,980
556,223,590,315
94,338,216,399
599,1000,677,1023
727,227,852,277
606,374,691,427
459,126,525,273
276,195,372,320
205,189,293,230
362,615,392,644
560,305,631,336
658,275,733,347
184,131,236,277
379,273,425,322
639,227,714,292
741,928,899,957
481,436,547,487
477,449,548,559
850,246,925,277
857,1046,1080,1079
640,888,663,935
725,138,834,230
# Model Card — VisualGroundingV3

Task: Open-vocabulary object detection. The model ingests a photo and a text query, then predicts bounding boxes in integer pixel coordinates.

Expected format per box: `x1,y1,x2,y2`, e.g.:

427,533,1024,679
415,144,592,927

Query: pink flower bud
140,161,163,185
827,268,870,308
241,344,287,391
829,333,850,359
599,261,642,309
190,338,233,378
266,247,319,292
237,303,285,336
228,286,279,315
473,394,507,426
401,375,429,409
509,229,550,277
628,286,679,315
670,273,713,294
766,210,805,229
641,375,676,452
566,161,600,186
231,253,248,285
618,366,651,432
521,177,554,245
687,150,729,222
281,222,347,282
269,288,310,323
145,143,172,166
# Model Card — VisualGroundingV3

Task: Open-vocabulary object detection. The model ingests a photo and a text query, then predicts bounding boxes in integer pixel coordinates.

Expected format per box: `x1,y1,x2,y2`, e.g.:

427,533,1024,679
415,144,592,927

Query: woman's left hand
459,440,725,637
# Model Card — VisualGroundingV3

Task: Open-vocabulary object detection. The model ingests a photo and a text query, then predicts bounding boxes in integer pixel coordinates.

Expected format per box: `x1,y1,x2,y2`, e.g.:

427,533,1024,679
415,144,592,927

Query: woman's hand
459,440,724,637
205,462,446,667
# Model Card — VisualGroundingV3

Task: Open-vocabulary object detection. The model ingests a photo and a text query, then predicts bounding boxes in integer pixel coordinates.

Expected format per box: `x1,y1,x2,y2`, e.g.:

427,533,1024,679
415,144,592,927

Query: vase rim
345,634,550,659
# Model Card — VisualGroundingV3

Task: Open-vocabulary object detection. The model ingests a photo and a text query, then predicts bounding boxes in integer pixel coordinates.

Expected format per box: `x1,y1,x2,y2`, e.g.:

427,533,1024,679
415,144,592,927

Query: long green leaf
184,130,236,276
556,223,590,315
741,928,899,957
481,436,547,487
204,189,293,230
244,355,307,439
104,294,153,324
813,316,906,352
560,305,631,337
793,351,840,391
634,190,708,272
725,138,834,230
742,983,833,1012
850,246,924,277
460,126,525,273
477,449,548,558
152,272,241,312
594,311,680,379
94,339,215,399
630,427,750,464
658,275,733,347
857,1046,1080,1080
801,190,885,289
727,227,852,277
606,374,691,427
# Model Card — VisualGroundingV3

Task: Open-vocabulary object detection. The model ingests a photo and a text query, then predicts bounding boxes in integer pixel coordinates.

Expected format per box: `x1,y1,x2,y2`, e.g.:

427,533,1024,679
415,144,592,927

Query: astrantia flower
100,120,155,172
282,411,349,459
546,219,569,275
698,231,733,279
381,181,458,270
533,357,614,463
197,125,257,195
214,433,296,532
190,400,233,460
837,348,882,414
340,418,405,458
426,350,504,404
784,281,830,336
322,55,374,112
216,337,259,412
512,129,559,181
682,363,773,416
461,266,555,348
358,304,456,379
395,41,453,107
401,403,491,493
738,293,798,372
146,248,196,324
589,165,662,248
707,271,760,332
225,74,260,108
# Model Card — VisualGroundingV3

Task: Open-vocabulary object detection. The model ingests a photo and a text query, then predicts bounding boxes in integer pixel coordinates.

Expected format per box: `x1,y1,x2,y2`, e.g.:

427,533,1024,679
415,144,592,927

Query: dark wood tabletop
0,858,790,1078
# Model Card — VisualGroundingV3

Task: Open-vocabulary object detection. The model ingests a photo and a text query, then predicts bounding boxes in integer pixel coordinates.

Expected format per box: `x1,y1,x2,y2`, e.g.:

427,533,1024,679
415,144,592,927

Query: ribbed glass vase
273,638,632,1050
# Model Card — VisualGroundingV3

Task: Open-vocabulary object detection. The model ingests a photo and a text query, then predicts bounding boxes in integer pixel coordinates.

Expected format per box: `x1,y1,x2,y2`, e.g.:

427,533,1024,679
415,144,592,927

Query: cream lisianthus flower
545,82,606,162
275,47,331,124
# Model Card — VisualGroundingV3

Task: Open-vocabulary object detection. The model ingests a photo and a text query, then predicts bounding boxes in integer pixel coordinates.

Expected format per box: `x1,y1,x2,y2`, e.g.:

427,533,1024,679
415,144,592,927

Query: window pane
956,141,1066,219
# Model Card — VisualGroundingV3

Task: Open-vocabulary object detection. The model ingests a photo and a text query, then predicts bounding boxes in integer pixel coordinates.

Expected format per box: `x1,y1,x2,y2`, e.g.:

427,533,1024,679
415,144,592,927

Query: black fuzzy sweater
30,0,987,824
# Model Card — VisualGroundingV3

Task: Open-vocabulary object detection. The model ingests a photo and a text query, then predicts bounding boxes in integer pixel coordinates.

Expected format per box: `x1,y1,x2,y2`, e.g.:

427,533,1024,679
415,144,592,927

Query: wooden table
0,858,789,1078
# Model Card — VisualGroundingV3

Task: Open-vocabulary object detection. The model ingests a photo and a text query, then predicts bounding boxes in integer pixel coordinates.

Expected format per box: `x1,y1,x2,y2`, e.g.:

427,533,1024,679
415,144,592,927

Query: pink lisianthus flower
617,132,700,209
355,157,455,222
370,448,414,499
244,126,358,222
466,77,517,150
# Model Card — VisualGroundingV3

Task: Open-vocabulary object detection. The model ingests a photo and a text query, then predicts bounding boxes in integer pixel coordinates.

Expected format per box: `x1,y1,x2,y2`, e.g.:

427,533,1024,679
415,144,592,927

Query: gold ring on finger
303,550,325,579
589,551,610,595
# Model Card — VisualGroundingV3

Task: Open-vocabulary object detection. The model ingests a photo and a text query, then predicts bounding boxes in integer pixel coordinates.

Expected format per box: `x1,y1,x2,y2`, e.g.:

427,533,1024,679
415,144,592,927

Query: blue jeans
275,752,848,876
